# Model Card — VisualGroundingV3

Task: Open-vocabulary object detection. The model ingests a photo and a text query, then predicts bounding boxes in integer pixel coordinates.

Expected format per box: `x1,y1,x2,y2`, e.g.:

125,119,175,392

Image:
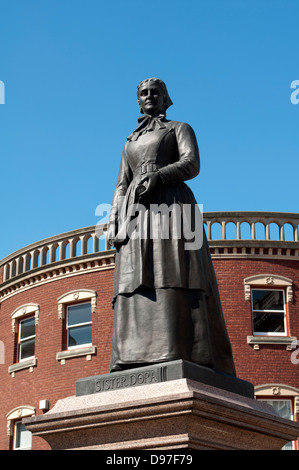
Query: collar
127,113,167,141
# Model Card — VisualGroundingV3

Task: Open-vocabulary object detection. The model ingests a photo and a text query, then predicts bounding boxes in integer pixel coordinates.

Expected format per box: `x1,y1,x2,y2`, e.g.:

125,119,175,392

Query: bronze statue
107,78,236,376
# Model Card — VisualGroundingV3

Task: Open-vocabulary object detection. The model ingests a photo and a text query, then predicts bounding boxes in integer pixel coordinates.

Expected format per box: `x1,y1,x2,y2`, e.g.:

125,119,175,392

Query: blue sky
0,0,298,260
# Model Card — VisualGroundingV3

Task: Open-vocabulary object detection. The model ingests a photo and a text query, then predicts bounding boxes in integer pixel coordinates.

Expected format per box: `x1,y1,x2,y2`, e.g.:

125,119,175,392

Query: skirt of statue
110,286,236,376
111,181,211,296
110,179,236,376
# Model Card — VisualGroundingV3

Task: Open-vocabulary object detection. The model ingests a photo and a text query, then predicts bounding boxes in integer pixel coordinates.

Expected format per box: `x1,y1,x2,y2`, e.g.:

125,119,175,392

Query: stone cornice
0,251,115,302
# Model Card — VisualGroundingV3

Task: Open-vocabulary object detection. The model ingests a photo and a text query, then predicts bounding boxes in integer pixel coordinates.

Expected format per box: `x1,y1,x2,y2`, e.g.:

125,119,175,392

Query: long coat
109,118,236,376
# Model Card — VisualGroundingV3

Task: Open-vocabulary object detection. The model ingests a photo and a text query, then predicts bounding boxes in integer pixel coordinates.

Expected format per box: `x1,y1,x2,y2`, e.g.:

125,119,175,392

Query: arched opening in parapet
75,238,81,257
210,222,222,240
36,252,41,267
24,253,31,272
64,242,70,260
98,233,106,251
269,223,280,241
11,260,17,277
225,222,237,240
86,236,93,254
284,223,294,241
240,222,251,240
27,255,32,271
94,225,107,251
255,222,266,240
54,245,59,262
40,247,49,266
5,264,10,281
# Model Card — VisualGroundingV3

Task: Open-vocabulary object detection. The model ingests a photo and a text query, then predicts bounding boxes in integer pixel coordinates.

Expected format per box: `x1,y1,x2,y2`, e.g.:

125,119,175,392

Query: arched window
255,384,299,450
6,406,35,450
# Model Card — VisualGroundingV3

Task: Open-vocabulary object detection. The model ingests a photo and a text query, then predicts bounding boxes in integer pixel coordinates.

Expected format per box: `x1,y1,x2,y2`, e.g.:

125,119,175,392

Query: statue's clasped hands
136,171,159,198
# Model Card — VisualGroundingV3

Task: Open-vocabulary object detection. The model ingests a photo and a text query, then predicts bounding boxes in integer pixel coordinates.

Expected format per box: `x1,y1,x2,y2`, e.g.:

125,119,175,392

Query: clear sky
0,0,298,261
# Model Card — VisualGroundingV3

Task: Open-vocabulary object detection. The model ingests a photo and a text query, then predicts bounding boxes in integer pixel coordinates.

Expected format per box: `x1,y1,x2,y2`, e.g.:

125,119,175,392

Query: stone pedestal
24,362,299,450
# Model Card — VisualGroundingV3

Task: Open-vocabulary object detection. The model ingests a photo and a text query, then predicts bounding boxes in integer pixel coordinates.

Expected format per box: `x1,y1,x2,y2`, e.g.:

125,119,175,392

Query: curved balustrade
1,212,299,287
0,224,109,284
204,212,299,242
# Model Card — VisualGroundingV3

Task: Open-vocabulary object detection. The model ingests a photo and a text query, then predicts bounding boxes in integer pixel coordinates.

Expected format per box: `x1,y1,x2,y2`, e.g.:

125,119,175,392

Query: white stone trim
247,335,297,350
255,383,299,397
6,406,35,436
57,289,97,319
244,274,293,302
255,384,299,417
8,357,37,376
56,346,96,363
11,303,39,333
0,253,115,303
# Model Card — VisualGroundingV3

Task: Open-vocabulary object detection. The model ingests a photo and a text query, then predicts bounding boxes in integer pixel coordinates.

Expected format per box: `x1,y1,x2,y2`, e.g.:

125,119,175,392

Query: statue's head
136,78,173,115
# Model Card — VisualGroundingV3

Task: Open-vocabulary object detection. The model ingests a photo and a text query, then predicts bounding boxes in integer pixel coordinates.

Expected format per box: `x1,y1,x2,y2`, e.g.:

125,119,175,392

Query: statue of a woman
107,78,236,377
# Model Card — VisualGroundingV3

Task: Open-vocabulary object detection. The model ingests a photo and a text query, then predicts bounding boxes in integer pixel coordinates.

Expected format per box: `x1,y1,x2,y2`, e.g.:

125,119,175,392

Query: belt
133,162,161,176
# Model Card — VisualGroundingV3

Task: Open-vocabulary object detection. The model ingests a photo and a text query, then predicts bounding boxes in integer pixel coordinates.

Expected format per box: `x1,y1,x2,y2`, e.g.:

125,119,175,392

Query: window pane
267,400,292,420
20,317,35,340
253,312,285,334
252,290,284,311
20,338,35,360
67,303,91,326
68,324,92,347
282,441,294,451
263,400,293,450
15,422,32,450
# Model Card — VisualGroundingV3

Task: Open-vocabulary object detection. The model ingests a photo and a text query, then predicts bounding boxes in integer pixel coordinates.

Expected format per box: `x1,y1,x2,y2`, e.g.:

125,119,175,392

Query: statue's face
138,82,164,116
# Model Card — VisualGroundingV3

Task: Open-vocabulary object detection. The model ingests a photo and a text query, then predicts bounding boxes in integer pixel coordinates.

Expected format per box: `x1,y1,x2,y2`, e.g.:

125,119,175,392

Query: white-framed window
260,399,295,450
18,316,36,361
56,290,97,362
255,384,299,451
13,420,32,450
6,406,35,446
244,275,294,348
66,302,92,350
9,304,39,374
251,288,287,336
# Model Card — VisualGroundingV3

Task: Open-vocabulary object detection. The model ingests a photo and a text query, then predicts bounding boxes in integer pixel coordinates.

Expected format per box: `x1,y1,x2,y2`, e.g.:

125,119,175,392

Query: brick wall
213,257,299,390
0,268,115,450
0,255,298,449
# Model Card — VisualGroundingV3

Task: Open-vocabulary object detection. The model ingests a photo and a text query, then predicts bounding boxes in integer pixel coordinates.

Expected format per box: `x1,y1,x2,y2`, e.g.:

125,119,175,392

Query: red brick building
0,212,298,450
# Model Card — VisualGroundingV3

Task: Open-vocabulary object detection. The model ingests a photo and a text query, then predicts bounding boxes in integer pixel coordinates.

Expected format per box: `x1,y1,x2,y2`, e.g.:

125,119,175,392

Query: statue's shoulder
166,120,196,136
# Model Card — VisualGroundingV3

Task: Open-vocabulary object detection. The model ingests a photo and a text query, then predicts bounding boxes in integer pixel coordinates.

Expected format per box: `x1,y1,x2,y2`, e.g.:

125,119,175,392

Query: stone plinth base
24,378,299,450
76,360,254,399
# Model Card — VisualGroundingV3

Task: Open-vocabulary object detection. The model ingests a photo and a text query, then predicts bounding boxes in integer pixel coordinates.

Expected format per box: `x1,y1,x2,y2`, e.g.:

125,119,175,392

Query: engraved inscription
95,369,160,393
